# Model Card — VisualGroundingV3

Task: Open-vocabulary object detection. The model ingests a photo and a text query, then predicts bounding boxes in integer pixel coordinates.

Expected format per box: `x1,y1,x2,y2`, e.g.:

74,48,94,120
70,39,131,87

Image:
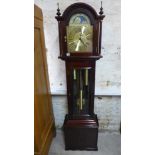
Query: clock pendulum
55,2,105,150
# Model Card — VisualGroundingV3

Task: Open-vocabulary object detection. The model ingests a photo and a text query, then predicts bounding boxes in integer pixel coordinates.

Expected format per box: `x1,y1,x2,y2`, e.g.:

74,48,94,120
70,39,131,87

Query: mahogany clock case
55,2,105,150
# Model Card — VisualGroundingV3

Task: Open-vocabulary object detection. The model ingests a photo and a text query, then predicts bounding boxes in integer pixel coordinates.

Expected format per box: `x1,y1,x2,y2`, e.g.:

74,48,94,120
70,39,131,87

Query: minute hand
80,38,87,47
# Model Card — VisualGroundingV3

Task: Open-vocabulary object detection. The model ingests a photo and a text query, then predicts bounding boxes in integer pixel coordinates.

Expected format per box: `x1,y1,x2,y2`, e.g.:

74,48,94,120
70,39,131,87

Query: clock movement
55,2,105,150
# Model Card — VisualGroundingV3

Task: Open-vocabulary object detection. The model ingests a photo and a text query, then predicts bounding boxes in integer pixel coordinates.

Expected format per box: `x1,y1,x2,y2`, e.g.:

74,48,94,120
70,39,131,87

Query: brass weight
85,69,88,86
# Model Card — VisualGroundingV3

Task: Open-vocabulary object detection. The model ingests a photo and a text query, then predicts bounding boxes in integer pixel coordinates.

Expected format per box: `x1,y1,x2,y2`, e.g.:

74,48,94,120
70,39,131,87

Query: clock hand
81,26,85,34
75,40,81,51
80,38,87,47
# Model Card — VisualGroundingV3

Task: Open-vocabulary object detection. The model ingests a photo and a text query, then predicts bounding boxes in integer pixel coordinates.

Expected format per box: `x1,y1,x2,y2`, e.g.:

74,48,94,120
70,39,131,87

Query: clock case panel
55,3,105,150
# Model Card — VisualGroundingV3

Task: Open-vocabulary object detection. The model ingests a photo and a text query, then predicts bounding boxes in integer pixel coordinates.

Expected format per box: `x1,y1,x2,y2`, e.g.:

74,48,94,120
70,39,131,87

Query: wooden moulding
58,55,102,61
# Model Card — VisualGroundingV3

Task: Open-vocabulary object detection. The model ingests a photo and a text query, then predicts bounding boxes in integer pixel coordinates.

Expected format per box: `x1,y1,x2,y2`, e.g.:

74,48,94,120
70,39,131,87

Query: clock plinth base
63,114,98,151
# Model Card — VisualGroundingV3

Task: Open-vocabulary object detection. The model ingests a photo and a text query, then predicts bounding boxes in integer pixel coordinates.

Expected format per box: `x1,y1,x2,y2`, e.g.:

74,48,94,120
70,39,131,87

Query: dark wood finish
34,5,56,155
64,114,98,150
55,2,105,150
58,55,102,61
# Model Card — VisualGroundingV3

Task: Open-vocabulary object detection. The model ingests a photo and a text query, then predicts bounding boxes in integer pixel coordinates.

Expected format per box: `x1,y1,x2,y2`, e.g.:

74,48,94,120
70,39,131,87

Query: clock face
66,13,93,53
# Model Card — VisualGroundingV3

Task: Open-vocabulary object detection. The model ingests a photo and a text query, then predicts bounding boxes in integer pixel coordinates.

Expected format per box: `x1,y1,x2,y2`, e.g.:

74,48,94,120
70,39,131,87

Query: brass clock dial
66,13,93,53
67,25,93,52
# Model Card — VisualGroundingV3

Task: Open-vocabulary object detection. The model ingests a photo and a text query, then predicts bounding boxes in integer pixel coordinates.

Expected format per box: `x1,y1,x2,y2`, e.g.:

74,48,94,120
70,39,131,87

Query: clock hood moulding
55,2,105,21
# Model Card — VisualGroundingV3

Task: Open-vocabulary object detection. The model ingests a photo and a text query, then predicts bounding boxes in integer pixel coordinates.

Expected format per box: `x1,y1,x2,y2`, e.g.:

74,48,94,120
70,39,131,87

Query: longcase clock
55,2,105,150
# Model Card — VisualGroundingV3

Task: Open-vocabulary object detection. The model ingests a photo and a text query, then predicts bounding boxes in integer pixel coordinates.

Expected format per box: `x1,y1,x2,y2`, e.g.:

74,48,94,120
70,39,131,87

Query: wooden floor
48,130,121,155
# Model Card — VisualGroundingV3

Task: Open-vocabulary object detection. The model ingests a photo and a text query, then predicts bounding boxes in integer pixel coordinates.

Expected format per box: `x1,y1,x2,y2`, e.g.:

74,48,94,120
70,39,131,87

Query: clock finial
99,1,104,15
56,2,61,16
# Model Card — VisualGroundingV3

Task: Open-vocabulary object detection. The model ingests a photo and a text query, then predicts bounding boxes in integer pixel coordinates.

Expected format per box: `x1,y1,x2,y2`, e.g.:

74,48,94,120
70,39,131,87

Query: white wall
52,96,121,131
34,0,121,132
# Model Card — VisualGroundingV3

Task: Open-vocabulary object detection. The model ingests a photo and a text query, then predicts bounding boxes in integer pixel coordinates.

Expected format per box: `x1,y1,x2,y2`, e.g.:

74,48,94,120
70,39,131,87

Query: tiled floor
48,130,121,155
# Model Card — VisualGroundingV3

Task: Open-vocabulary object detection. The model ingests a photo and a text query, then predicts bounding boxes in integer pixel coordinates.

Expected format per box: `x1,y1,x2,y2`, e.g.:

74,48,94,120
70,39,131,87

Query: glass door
72,67,92,115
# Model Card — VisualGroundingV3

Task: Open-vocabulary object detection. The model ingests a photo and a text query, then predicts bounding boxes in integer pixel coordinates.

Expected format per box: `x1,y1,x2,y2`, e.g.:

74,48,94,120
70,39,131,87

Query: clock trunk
64,60,98,150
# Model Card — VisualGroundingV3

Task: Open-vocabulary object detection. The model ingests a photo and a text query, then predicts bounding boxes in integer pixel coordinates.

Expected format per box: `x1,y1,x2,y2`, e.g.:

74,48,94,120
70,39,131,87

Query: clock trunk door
71,67,92,116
